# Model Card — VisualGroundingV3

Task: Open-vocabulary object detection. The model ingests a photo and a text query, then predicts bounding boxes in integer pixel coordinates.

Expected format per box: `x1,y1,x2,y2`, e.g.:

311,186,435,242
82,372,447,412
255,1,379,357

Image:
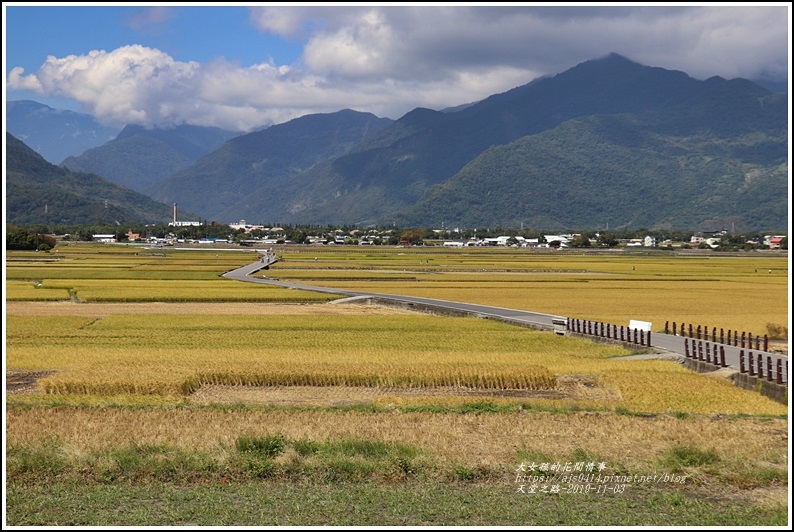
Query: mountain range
6,133,185,226
5,53,789,231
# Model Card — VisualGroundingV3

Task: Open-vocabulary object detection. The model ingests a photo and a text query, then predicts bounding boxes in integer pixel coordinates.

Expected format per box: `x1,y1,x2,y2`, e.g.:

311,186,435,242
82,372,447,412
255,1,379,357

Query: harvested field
188,375,617,406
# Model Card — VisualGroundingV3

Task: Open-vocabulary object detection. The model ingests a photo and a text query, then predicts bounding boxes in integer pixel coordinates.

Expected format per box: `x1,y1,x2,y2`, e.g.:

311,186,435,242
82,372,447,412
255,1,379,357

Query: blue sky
3,3,791,132
6,6,304,78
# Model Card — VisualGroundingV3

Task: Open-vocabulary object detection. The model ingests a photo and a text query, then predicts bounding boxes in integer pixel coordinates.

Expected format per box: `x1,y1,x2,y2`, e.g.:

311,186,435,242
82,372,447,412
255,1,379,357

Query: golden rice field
4,243,789,416
7,244,788,335
5,279,337,302
4,244,789,528
268,247,789,336
4,304,787,415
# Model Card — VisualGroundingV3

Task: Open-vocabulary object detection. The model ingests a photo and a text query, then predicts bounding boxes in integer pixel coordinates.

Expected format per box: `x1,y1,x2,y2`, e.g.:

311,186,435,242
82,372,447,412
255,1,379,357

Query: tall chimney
173,203,177,224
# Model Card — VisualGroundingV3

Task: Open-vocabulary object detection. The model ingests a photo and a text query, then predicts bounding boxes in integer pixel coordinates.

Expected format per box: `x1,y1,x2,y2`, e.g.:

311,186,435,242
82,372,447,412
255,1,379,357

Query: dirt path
6,370,56,395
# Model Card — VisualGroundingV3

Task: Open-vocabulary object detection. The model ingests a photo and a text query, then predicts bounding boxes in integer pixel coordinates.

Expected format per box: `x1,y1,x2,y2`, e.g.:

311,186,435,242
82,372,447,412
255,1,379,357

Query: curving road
223,256,787,384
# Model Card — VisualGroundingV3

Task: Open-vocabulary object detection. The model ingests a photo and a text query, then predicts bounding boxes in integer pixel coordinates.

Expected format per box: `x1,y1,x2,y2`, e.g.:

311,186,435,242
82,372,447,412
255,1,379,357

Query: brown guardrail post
764,335,768,352
688,324,693,338
665,321,669,334
706,342,711,364
647,330,651,347
740,350,745,373
776,359,783,384
712,327,716,342
748,351,755,376
767,357,773,382
672,322,677,336
720,328,724,344
697,325,702,339
684,338,689,358
741,332,746,348
698,341,703,361
721,346,727,367
756,354,764,379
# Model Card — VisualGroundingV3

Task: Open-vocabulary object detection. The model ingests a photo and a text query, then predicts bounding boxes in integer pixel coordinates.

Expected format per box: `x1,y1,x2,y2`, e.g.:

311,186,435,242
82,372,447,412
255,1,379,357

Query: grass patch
235,433,286,458
660,445,721,470
5,480,787,526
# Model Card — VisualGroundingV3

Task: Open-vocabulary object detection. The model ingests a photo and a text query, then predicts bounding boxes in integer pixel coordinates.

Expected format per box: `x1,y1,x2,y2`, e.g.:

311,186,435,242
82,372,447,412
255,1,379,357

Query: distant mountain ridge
7,53,789,232
6,100,120,164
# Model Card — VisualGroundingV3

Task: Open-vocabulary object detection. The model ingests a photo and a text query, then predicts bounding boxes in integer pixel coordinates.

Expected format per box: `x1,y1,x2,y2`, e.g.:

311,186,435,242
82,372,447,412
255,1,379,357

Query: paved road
223,256,788,384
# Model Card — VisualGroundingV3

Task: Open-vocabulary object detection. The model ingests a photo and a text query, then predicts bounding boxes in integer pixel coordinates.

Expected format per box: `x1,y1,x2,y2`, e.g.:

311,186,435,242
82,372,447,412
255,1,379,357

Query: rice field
5,304,787,415
5,243,789,416
268,247,789,335
5,243,789,526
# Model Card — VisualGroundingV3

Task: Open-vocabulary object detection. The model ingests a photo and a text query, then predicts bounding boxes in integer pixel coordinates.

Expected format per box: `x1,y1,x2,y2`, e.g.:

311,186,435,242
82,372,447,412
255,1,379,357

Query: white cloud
7,66,43,92
7,5,789,131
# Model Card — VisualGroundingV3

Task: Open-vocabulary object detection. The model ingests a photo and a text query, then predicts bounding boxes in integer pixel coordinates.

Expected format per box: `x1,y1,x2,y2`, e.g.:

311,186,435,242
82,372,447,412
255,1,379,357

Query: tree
597,232,618,247
569,234,592,248
400,229,425,246
5,226,56,250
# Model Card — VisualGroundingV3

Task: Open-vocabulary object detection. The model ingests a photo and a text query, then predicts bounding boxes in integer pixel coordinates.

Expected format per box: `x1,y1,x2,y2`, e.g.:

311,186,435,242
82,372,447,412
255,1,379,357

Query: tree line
4,222,787,251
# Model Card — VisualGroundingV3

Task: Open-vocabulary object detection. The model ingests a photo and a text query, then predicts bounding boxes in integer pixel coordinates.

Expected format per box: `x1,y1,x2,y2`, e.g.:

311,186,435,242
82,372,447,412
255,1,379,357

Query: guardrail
664,321,768,352
566,318,651,348
737,349,788,385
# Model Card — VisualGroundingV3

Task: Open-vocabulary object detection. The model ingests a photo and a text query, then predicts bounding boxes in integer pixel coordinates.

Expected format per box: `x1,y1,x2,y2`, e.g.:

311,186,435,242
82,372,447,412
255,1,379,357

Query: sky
3,2,792,133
